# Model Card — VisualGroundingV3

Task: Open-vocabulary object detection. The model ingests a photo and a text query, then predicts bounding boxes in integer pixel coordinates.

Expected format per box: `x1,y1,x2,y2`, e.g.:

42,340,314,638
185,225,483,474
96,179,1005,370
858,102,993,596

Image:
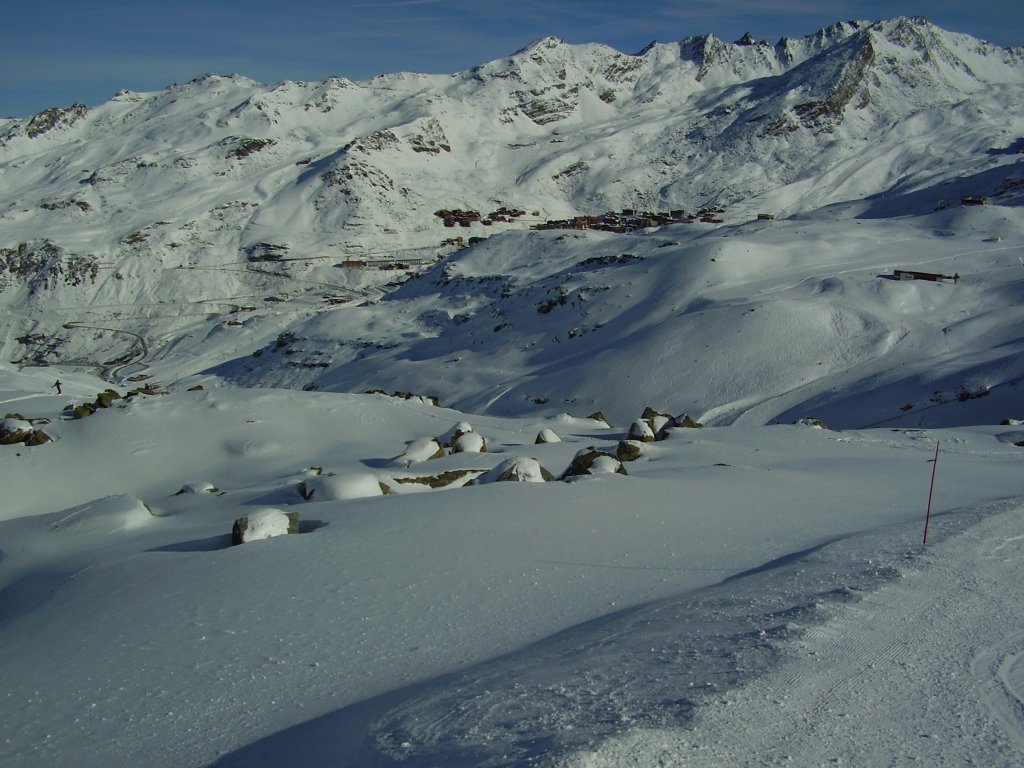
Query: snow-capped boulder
391,437,446,467
550,412,611,428
0,417,33,445
297,472,386,501
628,419,656,442
438,421,474,449
672,414,704,430
535,428,561,444
561,447,628,479
367,390,440,406
473,457,554,483
635,407,703,440
231,508,298,545
70,403,96,419
453,431,487,453
641,407,675,434
586,455,628,475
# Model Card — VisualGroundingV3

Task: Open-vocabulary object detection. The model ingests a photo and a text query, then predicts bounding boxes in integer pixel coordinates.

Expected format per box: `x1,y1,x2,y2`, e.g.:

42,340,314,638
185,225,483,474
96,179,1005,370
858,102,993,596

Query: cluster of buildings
530,207,729,232
435,206,531,228
431,204,767,236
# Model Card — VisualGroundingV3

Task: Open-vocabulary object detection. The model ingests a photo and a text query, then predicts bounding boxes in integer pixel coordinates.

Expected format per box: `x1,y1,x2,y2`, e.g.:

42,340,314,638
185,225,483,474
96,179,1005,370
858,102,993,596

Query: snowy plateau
2,14,1024,767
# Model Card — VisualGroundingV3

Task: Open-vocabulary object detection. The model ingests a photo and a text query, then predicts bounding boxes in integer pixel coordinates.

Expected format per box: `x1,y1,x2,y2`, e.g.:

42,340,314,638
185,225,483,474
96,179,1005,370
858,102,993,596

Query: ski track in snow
204,504,1024,768
559,505,1024,767
206,506,991,767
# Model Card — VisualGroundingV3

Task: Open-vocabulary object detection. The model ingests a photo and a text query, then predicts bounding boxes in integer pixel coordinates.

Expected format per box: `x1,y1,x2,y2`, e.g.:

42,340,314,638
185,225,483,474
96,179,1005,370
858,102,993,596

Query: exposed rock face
408,117,451,154
616,440,643,462
95,389,123,408
24,429,52,446
391,469,483,489
0,241,99,296
227,137,276,160
22,103,89,139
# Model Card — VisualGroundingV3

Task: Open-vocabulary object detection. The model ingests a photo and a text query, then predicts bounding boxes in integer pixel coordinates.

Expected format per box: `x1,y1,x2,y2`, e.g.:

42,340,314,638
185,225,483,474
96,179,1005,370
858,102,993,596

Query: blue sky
5,1,1024,118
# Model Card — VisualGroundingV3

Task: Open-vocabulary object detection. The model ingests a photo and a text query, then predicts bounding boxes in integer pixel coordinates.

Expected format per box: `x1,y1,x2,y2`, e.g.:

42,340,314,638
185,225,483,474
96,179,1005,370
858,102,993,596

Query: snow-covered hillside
2,15,1024,768
2,17,1024,388
206,205,1024,428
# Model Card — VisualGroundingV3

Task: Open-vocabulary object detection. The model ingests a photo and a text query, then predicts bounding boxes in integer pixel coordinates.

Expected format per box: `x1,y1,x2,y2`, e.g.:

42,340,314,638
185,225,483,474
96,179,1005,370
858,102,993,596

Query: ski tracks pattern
560,505,1024,767
971,533,1024,755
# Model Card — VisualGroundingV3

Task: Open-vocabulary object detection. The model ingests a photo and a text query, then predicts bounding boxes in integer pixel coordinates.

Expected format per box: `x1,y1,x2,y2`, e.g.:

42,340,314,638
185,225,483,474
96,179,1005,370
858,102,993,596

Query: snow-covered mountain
4,16,1024,768
2,15,1024,425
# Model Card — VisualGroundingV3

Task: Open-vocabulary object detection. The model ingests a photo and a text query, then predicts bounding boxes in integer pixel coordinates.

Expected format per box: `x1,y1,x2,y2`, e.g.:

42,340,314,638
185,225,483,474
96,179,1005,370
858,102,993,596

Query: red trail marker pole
922,440,940,545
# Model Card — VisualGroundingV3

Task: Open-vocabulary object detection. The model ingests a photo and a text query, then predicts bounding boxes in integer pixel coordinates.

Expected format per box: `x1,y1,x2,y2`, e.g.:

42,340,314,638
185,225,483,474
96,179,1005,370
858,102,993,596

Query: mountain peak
514,36,568,56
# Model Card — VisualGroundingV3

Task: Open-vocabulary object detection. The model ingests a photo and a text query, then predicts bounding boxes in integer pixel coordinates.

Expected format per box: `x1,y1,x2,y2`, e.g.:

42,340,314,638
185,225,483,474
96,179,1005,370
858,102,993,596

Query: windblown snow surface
2,15,1024,768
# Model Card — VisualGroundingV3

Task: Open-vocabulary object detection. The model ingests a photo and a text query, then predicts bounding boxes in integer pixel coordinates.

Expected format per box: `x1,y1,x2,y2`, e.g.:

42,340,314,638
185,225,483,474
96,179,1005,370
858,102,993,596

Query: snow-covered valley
2,15,1024,767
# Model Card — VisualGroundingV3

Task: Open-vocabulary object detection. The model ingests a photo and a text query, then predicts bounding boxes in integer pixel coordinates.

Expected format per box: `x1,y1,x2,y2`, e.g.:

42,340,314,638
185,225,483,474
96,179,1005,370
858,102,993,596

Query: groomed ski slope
560,504,1024,767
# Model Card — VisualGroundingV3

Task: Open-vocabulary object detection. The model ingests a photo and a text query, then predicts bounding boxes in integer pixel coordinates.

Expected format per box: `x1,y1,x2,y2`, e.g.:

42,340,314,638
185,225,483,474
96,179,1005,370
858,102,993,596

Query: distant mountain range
1,16,1023,425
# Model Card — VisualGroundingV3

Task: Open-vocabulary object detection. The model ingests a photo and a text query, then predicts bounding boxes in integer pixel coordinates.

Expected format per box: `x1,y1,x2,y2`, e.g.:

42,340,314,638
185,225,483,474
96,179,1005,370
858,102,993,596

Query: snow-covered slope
2,369,1024,767
2,17,1023,391
207,204,1024,429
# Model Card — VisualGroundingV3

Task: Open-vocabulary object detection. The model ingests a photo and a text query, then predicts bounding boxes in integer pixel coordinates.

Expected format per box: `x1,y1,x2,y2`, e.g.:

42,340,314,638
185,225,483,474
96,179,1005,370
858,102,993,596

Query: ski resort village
2,13,1024,768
